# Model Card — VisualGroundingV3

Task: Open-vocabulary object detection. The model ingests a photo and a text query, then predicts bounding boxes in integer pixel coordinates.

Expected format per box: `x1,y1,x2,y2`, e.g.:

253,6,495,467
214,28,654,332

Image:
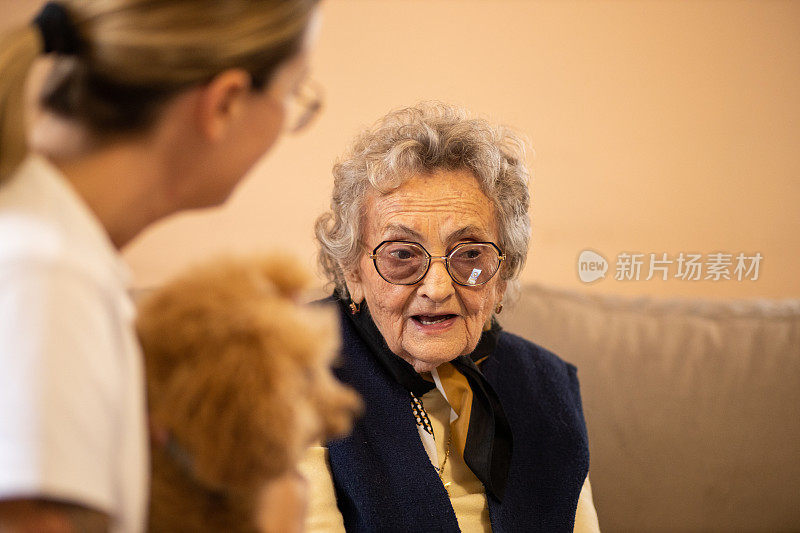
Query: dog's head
136,255,360,492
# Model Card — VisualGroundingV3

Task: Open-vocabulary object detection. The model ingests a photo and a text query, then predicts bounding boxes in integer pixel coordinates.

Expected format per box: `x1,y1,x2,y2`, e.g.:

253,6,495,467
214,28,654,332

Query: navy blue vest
327,305,590,532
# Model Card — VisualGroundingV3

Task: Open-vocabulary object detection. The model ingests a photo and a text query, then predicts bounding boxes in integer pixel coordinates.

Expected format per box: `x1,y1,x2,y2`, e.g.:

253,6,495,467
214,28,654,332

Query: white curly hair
314,102,532,302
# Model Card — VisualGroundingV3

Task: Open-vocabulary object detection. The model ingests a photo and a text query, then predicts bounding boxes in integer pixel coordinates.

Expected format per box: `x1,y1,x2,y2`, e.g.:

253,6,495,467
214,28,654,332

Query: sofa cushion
502,285,800,532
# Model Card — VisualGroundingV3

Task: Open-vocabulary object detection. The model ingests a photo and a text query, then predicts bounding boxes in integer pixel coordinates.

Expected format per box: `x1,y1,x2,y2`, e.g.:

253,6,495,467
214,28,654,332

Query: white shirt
0,156,148,532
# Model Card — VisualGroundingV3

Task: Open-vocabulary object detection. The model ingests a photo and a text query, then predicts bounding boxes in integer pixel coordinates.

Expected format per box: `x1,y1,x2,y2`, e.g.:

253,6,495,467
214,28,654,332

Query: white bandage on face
467,268,482,285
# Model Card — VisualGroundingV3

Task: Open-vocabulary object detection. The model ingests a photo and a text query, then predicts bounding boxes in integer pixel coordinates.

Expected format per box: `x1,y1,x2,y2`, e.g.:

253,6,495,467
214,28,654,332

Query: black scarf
340,297,513,501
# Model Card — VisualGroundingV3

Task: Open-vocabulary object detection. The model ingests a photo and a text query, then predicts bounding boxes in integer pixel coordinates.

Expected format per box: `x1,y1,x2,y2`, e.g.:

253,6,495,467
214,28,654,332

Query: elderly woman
305,103,599,532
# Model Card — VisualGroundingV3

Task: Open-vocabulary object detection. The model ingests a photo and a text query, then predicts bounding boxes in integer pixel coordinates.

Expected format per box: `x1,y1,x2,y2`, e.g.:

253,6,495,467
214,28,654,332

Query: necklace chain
411,392,454,493
438,429,453,493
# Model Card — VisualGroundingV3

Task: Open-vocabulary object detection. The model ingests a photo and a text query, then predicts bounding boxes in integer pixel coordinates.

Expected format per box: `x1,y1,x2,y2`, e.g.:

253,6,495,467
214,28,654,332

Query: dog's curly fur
136,255,361,532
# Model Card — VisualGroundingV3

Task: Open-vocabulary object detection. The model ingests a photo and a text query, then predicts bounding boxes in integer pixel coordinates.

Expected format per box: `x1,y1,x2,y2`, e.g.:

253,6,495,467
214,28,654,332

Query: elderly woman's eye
392,249,412,260
386,246,418,260
454,247,482,260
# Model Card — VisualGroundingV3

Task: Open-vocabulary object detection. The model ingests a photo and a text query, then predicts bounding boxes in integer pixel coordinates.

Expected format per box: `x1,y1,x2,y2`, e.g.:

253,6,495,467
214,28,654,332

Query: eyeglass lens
285,79,323,133
373,242,501,285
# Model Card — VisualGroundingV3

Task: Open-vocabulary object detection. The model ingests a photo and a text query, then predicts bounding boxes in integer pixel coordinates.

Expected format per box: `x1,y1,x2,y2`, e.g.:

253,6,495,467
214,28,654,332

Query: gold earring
349,301,361,315
495,303,503,314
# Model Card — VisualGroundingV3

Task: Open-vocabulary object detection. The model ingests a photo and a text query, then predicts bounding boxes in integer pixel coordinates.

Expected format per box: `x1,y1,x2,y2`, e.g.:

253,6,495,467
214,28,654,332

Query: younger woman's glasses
285,78,323,133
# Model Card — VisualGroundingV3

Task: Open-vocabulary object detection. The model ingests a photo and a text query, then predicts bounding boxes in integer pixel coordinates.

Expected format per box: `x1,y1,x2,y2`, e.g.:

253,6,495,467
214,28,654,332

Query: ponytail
0,26,42,182
0,2,82,181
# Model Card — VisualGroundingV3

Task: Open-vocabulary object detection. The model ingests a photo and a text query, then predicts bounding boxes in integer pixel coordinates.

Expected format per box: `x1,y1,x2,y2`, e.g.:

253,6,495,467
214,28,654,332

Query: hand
0,499,109,532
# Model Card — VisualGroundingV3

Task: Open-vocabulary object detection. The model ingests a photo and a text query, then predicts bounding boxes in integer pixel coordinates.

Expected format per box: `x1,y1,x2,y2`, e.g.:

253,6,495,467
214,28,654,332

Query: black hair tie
33,1,82,55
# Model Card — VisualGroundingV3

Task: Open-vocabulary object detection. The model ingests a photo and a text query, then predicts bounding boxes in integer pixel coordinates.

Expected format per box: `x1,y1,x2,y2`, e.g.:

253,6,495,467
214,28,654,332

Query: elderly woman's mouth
411,314,458,326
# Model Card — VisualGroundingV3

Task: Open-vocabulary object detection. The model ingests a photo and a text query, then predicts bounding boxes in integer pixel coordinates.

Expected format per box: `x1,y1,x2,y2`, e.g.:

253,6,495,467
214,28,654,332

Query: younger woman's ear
196,69,251,142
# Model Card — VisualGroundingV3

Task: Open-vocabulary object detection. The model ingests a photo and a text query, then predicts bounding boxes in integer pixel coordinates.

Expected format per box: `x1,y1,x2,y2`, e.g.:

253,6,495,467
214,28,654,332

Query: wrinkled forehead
361,170,498,245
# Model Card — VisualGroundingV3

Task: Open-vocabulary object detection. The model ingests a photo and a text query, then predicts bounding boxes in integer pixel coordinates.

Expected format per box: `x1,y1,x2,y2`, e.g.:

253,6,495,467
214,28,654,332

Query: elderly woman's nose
418,260,454,301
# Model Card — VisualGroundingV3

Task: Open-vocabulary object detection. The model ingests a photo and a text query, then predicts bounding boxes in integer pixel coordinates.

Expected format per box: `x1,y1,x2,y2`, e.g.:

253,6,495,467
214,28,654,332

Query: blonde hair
315,102,532,300
0,28,41,180
0,0,318,181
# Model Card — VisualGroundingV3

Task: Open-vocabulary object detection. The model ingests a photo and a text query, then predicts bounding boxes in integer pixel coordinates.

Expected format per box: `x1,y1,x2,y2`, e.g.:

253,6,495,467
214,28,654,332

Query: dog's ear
296,305,363,440
170,318,304,490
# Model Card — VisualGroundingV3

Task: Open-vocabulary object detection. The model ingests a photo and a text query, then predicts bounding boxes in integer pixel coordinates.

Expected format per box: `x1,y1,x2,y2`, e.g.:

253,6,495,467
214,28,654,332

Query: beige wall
4,0,799,299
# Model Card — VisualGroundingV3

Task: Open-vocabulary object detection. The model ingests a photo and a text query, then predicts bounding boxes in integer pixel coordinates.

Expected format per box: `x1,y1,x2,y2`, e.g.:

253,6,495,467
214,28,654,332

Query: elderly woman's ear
489,280,507,322
495,280,507,309
342,264,365,304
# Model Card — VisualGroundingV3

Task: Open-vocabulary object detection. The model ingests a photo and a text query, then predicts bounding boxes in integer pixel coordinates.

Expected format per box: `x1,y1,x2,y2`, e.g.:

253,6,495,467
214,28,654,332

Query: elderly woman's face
345,170,506,373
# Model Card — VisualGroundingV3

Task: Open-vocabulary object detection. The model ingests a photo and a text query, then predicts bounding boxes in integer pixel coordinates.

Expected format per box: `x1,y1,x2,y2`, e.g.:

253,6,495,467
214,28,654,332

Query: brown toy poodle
136,255,361,532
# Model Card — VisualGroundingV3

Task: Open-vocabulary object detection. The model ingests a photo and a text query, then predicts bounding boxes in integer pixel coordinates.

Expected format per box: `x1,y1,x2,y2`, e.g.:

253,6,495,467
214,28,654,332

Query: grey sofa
502,284,800,533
